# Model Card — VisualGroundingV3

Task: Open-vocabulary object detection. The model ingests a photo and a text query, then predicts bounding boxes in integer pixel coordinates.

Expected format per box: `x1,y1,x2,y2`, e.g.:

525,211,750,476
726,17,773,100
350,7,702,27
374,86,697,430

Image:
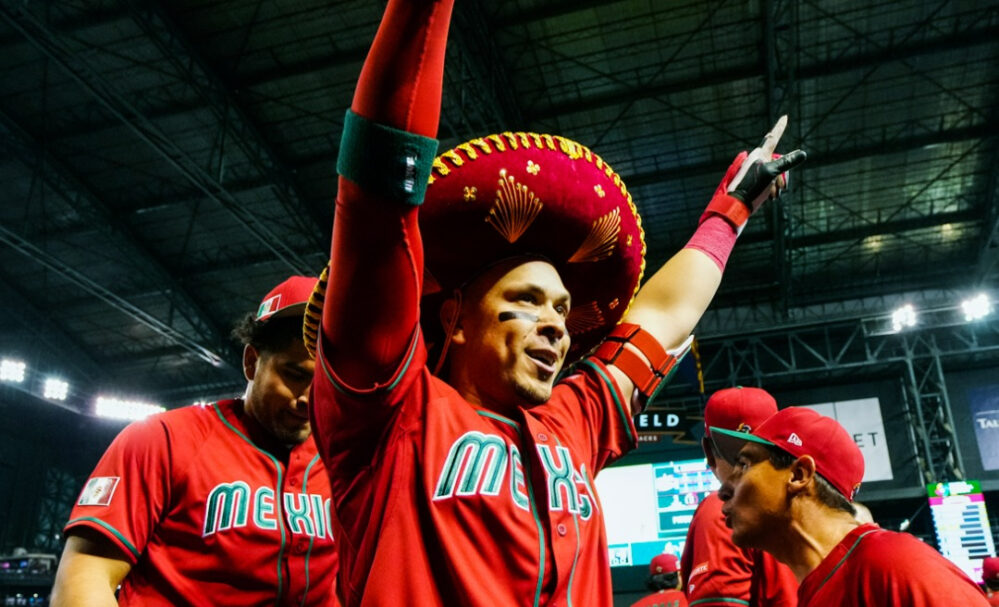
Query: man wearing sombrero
305,1,805,605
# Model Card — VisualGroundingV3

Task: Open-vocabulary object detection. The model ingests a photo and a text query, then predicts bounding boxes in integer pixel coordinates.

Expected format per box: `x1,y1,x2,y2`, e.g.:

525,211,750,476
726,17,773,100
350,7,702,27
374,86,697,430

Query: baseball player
51,276,339,606
680,387,798,607
985,556,999,606
306,0,805,604
711,407,989,606
631,553,689,607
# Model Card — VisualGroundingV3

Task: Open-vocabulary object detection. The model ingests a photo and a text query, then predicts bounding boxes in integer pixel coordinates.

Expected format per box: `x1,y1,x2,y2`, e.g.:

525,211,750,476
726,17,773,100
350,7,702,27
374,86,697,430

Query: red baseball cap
984,556,999,581
710,406,865,501
649,553,679,575
703,386,778,438
255,276,319,323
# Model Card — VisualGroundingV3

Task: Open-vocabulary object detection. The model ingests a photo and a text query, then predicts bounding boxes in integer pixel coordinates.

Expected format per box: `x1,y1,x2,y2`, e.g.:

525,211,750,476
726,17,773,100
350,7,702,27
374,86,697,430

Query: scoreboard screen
927,480,996,582
595,458,720,568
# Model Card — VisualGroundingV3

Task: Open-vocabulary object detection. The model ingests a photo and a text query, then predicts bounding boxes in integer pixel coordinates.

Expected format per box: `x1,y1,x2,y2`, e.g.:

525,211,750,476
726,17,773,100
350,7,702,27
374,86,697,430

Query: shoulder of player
154,399,231,440
848,526,945,574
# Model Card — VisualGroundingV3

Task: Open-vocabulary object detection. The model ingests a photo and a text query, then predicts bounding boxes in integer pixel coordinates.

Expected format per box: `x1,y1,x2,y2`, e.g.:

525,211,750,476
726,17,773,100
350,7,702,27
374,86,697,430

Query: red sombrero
421,132,645,359
304,132,646,361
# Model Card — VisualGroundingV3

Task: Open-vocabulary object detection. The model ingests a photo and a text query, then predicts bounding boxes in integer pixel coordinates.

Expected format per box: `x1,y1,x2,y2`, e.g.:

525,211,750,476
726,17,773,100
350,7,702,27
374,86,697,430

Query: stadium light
961,293,992,322
0,359,26,383
95,396,164,421
43,377,69,401
891,304,917,332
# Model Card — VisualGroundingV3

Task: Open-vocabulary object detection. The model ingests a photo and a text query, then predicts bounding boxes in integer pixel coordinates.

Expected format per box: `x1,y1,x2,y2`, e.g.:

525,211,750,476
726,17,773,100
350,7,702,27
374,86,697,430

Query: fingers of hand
759,115,788,156
770,149,807,173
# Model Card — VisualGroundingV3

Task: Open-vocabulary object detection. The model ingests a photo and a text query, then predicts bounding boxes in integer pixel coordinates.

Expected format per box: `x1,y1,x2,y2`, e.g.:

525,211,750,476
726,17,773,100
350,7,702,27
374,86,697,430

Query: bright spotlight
94,396,164,421
961,293,992,322
0,359,26,383
891,304,917,332
43,377,69,401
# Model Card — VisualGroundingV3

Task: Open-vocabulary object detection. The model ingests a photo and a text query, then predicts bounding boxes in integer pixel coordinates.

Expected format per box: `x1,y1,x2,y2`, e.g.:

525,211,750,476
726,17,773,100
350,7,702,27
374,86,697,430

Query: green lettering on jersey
203,481,250,536
254,486,277,530
574,464,594,520
537,445,578,513
433,431,508,499
311,494,327,539
509,444,529,511
283,493,315,535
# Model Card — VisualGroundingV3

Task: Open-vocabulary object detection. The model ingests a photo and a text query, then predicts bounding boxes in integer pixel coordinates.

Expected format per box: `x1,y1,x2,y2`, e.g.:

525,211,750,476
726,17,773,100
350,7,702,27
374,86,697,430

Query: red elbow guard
593,324,692,405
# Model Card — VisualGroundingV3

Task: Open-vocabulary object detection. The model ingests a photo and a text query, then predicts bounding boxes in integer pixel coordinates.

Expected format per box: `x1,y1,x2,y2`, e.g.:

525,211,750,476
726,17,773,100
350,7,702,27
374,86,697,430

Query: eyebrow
509,283,571,307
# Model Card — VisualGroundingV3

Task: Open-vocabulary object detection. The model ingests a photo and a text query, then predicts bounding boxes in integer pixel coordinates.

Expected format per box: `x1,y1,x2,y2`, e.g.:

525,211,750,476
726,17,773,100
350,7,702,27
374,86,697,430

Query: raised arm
320,0,454,389
605,118,806,408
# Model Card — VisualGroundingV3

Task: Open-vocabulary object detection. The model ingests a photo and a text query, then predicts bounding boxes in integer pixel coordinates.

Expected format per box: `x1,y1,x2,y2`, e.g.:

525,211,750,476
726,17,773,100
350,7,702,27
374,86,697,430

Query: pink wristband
683,214,738,271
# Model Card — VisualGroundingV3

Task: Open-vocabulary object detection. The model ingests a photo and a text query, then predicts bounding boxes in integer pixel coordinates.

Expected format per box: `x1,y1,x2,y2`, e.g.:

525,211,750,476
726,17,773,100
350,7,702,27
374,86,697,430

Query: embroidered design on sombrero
569,208,621,263
486,169,543,243
463,186,477,201
566,301,605,335
526,160,540,175
303,264,330,359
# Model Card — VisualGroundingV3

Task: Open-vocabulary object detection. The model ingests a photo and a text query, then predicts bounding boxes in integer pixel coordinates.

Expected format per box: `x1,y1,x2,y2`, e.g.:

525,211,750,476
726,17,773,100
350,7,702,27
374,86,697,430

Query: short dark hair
986,579,999,591
231,314,304,355
766,445,855,515
646,572,679,591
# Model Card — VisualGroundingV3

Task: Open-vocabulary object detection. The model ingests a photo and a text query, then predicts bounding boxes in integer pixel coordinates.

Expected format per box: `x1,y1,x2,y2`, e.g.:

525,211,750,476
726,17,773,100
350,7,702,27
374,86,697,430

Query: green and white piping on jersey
318,324,420,396
814,528,879,593
65,517,140,561
577,359,635,444
212,402,287,605
689,598,750,606
299,454,322,607
474,409,546,607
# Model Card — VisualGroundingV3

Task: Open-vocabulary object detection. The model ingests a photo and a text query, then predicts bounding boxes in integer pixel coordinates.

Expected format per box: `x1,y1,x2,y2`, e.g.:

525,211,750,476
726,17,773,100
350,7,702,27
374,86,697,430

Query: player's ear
787,455,816,496
243,345,260,382
439,297,465,346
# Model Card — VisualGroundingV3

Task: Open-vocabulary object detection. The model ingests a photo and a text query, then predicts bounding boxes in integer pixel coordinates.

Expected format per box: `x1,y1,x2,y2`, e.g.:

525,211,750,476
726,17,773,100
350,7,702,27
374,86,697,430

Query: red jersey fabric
680,493,797,607
312,335,638,607
65,400,339,606
987,589,999,606
631,589,689,607
798,523,988,606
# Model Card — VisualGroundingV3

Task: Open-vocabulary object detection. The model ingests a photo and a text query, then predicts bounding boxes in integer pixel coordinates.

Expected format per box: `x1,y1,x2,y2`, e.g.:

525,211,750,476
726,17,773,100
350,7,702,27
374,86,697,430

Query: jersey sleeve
546,357,637,474
681,494,755,606
64,416,173,564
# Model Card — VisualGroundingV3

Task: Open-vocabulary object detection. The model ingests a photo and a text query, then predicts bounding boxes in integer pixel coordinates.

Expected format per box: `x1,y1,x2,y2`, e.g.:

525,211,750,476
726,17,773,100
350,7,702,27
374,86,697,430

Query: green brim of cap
708,426,775,465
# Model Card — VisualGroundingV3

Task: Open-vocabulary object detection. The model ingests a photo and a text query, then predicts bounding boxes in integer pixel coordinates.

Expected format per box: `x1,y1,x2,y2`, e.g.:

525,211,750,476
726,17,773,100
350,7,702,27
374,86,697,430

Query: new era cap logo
787,432,803,447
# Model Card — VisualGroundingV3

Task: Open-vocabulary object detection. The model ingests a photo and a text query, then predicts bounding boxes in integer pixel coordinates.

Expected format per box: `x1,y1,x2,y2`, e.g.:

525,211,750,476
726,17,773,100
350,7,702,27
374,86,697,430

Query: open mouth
526,349,558,374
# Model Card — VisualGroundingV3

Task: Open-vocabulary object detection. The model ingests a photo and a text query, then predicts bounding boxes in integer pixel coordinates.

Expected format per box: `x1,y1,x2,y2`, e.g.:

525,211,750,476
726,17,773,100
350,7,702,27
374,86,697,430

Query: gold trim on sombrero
427,131,647,322
486,169,543,243
302,264,329,359
569,208,621,263
566,301,606,335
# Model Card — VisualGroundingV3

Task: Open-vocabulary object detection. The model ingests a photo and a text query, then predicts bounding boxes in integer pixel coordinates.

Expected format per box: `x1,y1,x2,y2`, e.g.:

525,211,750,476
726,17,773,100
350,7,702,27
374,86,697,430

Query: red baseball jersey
65,399,339,606
311,335,638,606
798,523,988,606
680,492,798,607
987,589,999,606
631,589,689,607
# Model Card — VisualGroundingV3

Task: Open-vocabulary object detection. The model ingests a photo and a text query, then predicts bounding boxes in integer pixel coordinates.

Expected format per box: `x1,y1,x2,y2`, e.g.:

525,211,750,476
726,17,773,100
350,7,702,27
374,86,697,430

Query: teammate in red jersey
51,277,339,607
306,0,805,605
631,553,689,607
711,407,989,607
984,556,999,606
680,387,797,607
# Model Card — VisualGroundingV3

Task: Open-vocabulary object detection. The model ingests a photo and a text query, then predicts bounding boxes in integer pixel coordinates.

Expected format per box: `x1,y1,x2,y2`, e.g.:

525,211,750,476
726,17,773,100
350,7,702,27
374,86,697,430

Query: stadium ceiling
1,0,997,407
